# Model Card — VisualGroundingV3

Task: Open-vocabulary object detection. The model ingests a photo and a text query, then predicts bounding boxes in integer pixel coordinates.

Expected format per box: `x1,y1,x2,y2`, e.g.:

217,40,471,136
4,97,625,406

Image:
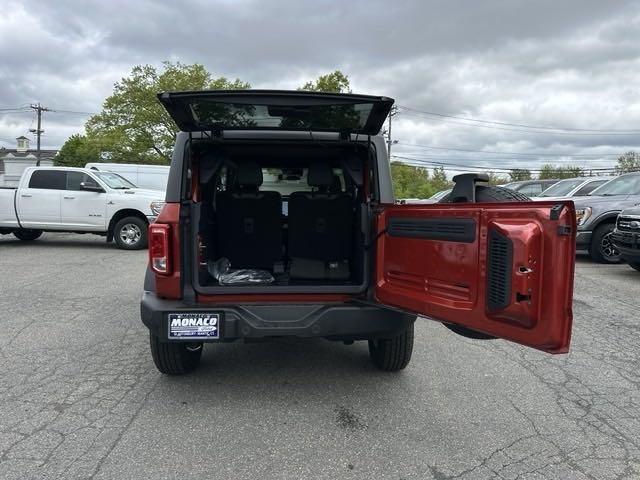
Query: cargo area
189,140,372,293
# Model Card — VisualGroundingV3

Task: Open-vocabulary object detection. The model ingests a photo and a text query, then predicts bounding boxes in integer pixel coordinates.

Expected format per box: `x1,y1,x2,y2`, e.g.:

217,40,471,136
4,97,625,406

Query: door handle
63,196,75,199
21,194,32,198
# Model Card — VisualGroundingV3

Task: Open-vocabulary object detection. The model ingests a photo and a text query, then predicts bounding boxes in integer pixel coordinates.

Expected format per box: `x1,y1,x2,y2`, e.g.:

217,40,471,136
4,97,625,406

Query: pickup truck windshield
590,175,640,196
95,172,137,189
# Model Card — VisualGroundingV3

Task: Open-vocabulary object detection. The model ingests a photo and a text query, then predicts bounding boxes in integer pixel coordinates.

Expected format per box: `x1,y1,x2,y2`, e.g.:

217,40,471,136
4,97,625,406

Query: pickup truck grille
617,216,640,233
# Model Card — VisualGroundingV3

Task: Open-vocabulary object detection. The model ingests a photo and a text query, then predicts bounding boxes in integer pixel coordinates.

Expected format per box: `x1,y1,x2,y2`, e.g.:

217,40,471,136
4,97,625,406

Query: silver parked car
502,179,560,197
531,176,612,200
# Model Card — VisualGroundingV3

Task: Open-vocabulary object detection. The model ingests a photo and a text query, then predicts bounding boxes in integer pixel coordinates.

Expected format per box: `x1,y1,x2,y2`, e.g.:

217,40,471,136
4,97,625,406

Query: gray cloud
1,0,639,174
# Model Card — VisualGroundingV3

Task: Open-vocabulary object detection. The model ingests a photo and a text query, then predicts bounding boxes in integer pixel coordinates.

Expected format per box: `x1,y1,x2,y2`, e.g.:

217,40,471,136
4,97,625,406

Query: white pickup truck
0,167,165,249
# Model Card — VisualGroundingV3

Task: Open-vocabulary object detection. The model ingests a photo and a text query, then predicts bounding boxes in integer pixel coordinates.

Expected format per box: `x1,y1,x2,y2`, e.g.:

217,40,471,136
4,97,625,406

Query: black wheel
113,216,148,250
149,333,203,375
628,261,640,272
589,223,622,264
13,229,43,241
368,324,414,371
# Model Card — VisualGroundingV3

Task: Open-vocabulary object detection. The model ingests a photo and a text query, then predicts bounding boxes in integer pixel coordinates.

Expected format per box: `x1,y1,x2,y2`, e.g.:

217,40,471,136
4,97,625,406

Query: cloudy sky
1,0,639,175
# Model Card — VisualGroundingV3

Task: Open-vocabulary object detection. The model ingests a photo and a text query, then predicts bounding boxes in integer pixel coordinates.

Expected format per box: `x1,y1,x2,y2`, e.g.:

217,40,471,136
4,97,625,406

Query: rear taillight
149,224,171,275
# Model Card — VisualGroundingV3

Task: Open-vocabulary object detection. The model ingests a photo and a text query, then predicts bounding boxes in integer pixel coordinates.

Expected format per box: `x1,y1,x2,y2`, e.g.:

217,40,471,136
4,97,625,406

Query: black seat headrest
237,162,263,188
307,163,333,188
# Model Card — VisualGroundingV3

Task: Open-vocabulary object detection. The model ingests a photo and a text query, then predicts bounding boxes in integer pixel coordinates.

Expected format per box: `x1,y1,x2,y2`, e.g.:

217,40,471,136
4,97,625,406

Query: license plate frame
167,312,221,340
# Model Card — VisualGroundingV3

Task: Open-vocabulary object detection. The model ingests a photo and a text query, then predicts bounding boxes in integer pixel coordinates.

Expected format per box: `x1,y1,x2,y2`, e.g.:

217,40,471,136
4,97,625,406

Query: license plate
168,313,220,339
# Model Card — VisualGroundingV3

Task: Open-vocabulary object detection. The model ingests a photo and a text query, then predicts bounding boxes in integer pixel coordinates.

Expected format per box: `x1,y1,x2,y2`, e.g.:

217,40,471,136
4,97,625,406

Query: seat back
288,163,353,262
216,162,282,269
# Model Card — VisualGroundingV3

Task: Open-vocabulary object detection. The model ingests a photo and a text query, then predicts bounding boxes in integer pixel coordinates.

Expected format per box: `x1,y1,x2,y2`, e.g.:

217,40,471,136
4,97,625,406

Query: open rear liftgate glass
375,202,576,353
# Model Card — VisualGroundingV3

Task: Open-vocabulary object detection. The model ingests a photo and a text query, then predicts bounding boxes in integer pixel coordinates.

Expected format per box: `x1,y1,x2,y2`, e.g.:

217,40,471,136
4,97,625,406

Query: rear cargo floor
199,271,359,288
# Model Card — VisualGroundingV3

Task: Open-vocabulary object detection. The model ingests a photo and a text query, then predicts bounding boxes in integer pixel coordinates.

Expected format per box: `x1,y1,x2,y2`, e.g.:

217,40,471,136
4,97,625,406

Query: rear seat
215,162,282,270
287,163,353,279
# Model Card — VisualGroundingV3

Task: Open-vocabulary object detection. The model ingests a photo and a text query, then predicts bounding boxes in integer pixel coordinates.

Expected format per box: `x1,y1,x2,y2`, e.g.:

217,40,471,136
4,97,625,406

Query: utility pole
29,103,50,166
386,106,398,158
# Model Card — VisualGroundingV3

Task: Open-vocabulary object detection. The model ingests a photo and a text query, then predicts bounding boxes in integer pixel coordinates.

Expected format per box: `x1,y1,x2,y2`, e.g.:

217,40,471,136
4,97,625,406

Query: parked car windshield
589,174,640,196
429,189,451,200
95,172,137,189
538,178,584,197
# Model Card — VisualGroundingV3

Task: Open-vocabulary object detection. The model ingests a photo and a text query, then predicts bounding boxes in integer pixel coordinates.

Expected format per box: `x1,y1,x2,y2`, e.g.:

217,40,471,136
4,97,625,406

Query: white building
0,136,57,186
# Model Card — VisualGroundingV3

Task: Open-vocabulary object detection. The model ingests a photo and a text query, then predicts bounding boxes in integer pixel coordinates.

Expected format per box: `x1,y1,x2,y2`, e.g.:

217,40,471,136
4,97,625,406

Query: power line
398,108,640,136
397,105,640,134
393,150,626,164
0,107,96,116
391,154,621,173
50,109,96,115
394,158,626,175
391,153,618,168
395,141,631,158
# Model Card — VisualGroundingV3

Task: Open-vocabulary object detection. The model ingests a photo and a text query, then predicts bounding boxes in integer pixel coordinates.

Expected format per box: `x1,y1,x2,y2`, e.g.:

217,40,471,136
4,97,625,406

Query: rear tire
589,223,622,264
13,229,43,241
368,324,414,372
149,333,203,375
113,216,148,250
628,261,640,272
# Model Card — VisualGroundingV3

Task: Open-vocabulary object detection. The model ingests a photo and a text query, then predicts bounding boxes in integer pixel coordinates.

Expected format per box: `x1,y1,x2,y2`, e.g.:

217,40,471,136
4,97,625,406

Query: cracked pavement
0,233,638,479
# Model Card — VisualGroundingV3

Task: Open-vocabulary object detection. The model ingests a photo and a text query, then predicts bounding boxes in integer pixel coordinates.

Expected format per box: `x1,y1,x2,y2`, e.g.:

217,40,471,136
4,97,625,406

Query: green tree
509,169,532,181
487,171,508,185
54,134,102,167
390,162,435,199
559,166,584,178
431,166,450,192
299,70,351,93
538,164,557,179
616,151,640,174
539,164,583,179
61,62,250,165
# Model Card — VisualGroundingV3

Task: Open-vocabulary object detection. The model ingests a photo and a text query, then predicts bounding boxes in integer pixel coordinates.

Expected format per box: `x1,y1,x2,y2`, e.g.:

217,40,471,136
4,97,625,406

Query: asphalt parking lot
0,232,639,480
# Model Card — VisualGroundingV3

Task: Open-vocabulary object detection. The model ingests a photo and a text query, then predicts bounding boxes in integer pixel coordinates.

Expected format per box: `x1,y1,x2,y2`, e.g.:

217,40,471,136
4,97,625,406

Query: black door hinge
550,203,565,220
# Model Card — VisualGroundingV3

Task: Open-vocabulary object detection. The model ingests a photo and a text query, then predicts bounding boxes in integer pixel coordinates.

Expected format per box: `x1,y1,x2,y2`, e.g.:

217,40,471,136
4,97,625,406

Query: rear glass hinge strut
212,124,223,138
338,130,352,141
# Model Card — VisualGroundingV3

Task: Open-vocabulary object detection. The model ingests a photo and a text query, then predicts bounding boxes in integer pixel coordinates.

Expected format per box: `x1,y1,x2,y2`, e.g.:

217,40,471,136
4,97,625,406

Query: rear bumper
576,230,592,250
611,230,640,262
140,291,415,342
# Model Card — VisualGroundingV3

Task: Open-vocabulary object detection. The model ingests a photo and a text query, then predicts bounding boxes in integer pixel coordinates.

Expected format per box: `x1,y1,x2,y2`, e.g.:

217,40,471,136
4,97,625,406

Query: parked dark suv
141,90,576,375
611,207,640,271
573,173,640,263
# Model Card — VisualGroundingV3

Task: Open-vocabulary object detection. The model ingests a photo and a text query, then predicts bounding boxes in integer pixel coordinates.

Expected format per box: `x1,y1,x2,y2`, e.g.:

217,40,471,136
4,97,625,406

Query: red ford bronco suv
141,90,576,375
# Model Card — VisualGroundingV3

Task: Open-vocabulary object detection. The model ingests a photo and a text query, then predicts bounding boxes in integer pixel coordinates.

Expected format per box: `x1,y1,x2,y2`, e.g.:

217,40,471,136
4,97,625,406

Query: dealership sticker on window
168,313,220,339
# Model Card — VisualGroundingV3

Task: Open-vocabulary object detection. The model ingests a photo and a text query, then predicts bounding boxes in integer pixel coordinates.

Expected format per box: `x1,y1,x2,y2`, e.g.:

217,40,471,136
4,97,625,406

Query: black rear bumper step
140,292,414,342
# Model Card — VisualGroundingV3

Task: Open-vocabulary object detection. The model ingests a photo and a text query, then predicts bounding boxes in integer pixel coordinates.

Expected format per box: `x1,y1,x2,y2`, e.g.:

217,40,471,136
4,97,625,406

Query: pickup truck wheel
149,333,202,375
627,261,640,272
368,324,414,372
590,223,622,264
13,229,43,241
114,217,148,250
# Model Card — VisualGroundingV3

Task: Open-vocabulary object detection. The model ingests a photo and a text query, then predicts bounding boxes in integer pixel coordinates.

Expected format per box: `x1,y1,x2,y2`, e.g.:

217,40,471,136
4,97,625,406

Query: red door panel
375,202,575,353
